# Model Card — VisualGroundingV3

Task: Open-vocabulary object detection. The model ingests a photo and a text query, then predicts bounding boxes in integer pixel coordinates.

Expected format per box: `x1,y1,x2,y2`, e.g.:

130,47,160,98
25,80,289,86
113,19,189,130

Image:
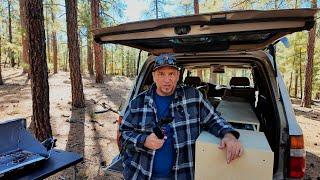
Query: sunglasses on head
155,56,176,66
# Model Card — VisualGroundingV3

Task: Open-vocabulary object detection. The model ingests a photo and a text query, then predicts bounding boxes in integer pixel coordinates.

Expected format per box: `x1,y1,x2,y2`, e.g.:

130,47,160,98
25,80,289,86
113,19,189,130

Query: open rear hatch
94,9,317,178
94,9,316,54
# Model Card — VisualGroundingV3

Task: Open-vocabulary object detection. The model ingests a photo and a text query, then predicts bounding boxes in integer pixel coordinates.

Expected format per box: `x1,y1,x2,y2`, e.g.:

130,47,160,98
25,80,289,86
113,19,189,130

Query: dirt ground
0,68,129,179
0,67,319,179
291,99,320,180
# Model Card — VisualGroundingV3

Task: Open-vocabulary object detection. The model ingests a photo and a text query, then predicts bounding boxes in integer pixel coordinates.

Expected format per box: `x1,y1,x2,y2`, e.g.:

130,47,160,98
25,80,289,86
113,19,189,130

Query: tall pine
65,0,85,108
25,0,52,141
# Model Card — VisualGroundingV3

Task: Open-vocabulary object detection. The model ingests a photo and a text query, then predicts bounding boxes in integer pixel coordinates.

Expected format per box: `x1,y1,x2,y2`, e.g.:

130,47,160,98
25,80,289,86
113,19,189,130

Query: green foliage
200,0,224,12
100,0,126,25
176,0,193,15
142,0,175,19
78,0,91,28
1,0,319,99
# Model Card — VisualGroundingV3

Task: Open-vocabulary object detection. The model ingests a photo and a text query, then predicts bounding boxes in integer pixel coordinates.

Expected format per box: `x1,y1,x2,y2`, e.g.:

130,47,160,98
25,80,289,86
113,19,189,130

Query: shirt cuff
220,128,240,139
136,134,148,149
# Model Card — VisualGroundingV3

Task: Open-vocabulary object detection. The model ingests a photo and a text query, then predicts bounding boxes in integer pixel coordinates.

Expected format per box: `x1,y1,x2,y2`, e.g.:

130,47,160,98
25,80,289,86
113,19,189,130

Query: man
119,54,243,180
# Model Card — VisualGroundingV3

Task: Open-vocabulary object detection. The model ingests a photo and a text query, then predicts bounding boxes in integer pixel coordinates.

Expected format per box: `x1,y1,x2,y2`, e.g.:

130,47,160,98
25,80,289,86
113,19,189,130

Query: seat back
184,76,201,87
230,77,250,87
223,77,254,102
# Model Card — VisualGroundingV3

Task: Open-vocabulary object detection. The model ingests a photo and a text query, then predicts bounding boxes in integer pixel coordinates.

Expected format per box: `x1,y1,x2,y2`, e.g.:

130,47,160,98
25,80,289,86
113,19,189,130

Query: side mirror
279,37,290,48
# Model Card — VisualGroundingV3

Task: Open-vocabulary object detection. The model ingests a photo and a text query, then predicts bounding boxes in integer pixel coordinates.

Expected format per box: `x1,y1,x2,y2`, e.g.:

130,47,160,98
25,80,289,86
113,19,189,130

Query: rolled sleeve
135,134,149,150
219,128,240,139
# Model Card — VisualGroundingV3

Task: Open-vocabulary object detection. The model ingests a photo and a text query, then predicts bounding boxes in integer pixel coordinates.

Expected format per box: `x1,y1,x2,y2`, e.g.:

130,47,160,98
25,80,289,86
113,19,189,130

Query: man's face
152,66,180,96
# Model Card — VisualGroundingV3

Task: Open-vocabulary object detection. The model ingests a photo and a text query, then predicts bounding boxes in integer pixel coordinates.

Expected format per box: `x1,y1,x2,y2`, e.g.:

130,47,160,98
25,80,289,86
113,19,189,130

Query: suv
94,9,317,179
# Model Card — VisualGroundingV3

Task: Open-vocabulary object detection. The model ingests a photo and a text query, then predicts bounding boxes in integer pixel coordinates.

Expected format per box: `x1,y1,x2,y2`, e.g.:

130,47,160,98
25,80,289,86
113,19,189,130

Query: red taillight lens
289,156,305,178
289,135,306,178
116,116,123,151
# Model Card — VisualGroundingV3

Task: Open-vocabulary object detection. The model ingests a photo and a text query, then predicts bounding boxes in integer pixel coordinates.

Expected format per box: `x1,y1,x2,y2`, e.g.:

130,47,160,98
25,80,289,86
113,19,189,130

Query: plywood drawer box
195,130,274,180
217,100,260,131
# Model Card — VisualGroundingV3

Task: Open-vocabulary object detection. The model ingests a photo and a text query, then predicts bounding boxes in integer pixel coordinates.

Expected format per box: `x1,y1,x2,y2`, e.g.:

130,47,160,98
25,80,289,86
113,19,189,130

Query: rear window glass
183,66,253,87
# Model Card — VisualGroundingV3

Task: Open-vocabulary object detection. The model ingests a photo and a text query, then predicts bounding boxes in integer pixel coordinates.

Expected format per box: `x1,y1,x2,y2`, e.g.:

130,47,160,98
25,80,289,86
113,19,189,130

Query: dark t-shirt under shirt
152,92,175,178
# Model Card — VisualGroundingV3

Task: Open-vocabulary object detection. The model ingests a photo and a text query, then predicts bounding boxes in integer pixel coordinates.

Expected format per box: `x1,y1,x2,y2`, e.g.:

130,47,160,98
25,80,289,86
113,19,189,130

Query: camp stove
0,118,50,178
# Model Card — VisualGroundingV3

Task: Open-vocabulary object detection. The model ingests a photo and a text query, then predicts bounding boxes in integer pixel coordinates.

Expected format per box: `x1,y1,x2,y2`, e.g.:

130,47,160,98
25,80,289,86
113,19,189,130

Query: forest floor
0,67,319,179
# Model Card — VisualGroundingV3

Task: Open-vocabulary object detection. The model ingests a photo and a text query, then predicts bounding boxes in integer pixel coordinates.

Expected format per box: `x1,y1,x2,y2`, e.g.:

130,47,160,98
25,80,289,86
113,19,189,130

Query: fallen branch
95,109,110,114
94,103,119,115
89,120,104,127
108,107,119,114
94,108,119,114
69,142,82,148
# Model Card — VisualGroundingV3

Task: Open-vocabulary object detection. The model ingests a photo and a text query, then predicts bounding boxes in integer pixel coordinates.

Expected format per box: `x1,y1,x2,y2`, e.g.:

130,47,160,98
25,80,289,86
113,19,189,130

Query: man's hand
219,133,243,164
144,133,166,150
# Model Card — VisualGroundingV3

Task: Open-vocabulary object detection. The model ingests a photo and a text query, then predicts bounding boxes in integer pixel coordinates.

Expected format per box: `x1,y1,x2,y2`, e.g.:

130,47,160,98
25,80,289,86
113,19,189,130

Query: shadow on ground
64,108,86,179
305,151,320,179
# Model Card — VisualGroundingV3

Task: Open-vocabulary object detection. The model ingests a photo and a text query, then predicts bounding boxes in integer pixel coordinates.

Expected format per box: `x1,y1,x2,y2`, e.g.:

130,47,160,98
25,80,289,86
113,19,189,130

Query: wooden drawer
195,130,274,180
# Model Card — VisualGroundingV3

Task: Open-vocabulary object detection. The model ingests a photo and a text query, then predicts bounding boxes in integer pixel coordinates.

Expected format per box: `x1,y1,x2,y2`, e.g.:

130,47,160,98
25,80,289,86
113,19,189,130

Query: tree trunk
133,50,136,77
104,50,107,74
65,0,85,108
18,54,21,67
0,60,3,85
301,0,317,107
289,71,293,96
194,0,202,79
25,0,52,142
194,0,199,14
52,32,58,73
155,0,158,19
45,4,51,64
121,47,124,76
111,48,114,75
19,0,30,74
294,67,298,98
196,69,203,80
87,32,94,75
78,29,83,72
8,0,15,67
299,48,303,99
91,0,104,83
51,0,58,74
127,50,130,76
0,33,3,85
64,51,68,71
293,69,299,98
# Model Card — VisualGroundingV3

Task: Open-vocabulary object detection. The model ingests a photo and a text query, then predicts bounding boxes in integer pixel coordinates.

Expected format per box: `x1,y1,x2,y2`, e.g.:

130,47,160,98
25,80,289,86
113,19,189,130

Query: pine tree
91,0,104,83
25,0,52,141
65,0,85,108
301,0,317,107
51,0,58,73
19,0,30,74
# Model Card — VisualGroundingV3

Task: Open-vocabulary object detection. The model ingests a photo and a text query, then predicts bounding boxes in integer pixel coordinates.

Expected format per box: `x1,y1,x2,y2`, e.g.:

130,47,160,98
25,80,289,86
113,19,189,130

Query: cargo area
137,56,282,176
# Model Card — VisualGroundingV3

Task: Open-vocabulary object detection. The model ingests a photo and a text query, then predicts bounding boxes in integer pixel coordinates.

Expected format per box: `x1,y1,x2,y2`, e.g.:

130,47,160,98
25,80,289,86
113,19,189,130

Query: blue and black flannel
119,84,239,180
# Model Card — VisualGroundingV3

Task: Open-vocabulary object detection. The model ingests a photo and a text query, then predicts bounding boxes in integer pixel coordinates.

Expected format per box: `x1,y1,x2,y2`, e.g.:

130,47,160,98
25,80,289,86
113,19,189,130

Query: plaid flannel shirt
119,84,239,180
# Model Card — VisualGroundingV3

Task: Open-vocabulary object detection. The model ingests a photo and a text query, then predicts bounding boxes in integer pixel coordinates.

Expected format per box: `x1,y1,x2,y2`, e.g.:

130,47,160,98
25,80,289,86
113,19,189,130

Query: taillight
116,116,123,151
289,135,306,178
289,157,305,178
